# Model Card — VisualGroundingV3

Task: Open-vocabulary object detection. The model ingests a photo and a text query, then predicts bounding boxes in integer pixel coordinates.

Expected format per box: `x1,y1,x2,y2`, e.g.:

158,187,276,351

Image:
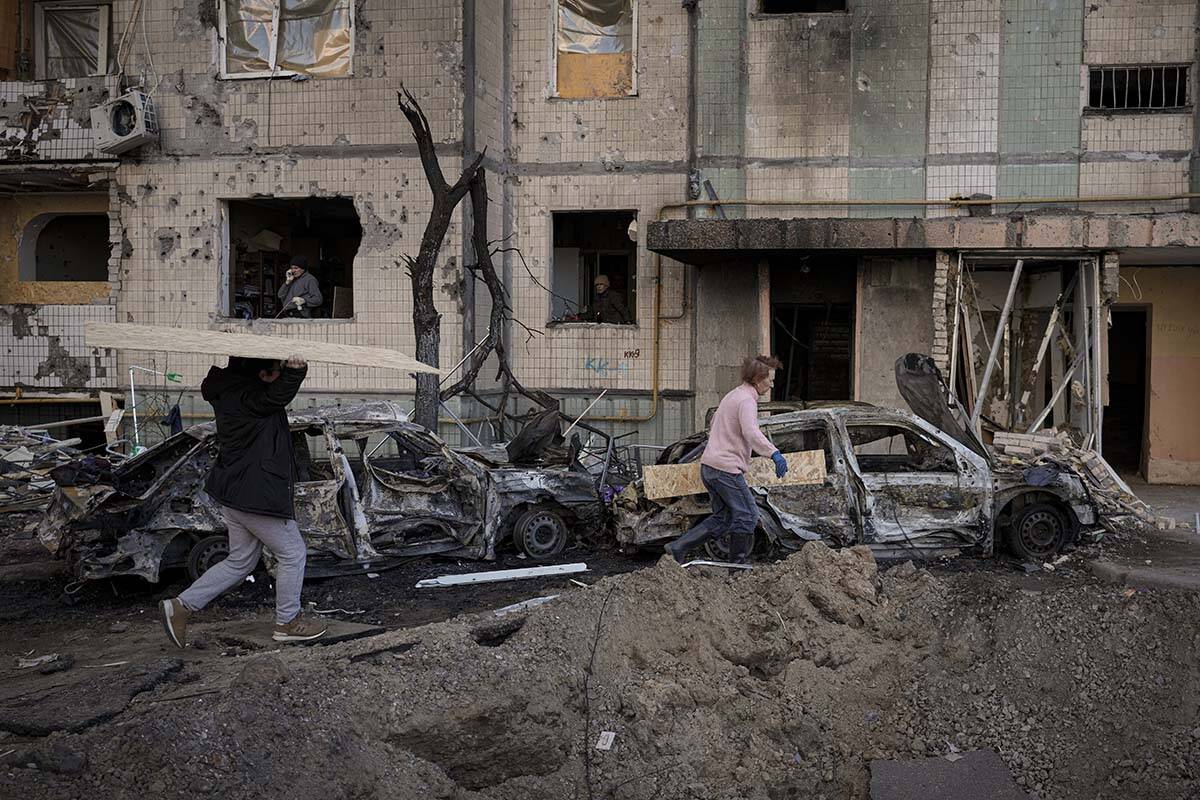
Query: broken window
1087,65,1189,111
34,2,111,79
220,0,353,79
19,213,109,282
847,424,955,474
550,211,637,325
767,424,836,472
225,197,360,319
554,0,635,99
759,0,847,13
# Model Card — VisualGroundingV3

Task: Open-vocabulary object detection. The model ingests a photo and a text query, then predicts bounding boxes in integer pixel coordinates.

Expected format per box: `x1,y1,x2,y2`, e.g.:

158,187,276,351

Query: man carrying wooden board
664,355,789,564
161,355,328,647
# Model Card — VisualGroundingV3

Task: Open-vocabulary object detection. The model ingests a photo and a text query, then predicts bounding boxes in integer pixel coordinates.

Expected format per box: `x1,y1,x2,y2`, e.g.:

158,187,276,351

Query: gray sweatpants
179,505,307,625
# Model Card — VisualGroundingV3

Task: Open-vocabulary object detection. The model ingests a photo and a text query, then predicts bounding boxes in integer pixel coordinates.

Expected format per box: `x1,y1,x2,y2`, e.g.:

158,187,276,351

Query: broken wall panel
0,77,118,161
111,155,467,395
0,304,117,390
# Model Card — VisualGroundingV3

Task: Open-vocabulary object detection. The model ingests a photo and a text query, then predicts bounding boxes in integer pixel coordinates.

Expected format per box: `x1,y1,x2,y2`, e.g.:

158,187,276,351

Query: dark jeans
681,465,759,549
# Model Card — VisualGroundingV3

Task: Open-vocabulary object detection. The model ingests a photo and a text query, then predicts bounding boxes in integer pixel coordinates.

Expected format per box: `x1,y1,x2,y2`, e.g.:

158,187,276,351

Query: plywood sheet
84,322,443,375
642,451,826,501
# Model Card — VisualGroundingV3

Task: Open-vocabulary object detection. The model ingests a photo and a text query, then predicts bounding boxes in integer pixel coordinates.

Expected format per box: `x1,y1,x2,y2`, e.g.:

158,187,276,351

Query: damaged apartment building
1,0,1199,485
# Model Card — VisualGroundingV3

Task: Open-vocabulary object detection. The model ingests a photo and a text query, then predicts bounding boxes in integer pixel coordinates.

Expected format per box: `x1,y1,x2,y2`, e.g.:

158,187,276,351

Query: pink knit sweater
700,383,777,474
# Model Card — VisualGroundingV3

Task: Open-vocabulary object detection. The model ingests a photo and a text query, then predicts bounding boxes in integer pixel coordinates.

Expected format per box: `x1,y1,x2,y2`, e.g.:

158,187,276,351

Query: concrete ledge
648,212,1200,264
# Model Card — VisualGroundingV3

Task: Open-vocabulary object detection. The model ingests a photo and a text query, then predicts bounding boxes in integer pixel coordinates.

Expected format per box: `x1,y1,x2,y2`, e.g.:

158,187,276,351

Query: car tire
513,508,568,561
186,535,230,582
1006,502,1069,562
703,531,762,562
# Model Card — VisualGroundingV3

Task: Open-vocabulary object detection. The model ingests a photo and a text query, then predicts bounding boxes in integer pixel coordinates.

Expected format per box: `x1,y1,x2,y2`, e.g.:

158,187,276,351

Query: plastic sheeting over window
555,0,635,98
43,8,101,79
223,0,352,78
557,0,632,54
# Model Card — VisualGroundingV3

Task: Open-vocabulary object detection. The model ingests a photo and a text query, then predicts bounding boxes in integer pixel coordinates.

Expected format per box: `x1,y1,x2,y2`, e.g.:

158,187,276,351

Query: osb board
642,451,826,501
556,51,633,99
84,322,443,375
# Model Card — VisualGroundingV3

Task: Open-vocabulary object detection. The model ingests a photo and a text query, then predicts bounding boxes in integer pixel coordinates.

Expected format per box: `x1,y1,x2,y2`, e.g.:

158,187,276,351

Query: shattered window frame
550,0,638,99
217,0,356,81
33,1,111,80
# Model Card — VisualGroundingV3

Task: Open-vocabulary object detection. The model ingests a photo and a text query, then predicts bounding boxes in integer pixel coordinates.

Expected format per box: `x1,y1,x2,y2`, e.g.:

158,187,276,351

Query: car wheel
703,532,762,562
1006,502,1069,562
513,508,568,561
186,535,230,582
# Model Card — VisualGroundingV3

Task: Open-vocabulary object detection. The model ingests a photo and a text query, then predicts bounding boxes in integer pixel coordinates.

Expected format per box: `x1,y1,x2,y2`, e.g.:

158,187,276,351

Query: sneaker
272,615,328,643
160,598,189,649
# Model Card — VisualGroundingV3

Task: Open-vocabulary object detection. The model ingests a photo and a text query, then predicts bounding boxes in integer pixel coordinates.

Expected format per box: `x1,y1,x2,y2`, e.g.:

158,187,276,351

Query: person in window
278,256,323,318
664,355,789,564
586,273,632,324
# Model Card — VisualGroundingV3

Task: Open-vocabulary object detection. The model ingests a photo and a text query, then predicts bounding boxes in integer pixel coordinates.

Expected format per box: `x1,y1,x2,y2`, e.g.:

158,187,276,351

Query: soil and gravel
1,532,1198,800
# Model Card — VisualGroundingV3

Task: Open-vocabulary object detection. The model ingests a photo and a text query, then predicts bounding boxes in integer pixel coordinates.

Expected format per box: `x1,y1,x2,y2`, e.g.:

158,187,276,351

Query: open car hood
895,353,992,465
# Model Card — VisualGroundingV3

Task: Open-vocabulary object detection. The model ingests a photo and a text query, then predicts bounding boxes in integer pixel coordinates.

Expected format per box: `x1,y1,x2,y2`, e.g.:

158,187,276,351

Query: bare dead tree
399,88,554,433
397,86,484,430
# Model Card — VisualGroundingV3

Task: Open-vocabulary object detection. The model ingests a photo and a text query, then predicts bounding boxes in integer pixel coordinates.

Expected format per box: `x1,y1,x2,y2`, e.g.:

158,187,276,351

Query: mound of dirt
1,543,1197,800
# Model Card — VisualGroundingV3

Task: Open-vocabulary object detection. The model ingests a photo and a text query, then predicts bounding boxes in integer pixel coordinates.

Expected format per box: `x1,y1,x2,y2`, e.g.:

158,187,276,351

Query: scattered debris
682,559,753,571
0,427,83,515
595,731,616,751
415,563,587,588
492,595,559,617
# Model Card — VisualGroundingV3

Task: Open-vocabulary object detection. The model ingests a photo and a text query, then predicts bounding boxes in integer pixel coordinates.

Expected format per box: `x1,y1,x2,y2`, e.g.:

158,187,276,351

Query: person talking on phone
277,255,323,318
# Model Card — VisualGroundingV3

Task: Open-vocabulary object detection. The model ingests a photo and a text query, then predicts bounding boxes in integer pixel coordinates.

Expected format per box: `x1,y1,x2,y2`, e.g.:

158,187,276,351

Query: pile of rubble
991,430,1174,531
0,427,82,516
3,547,1199,800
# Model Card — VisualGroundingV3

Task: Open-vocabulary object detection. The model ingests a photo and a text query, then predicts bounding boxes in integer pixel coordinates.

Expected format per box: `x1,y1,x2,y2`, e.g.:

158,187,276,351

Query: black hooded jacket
200,364,307,519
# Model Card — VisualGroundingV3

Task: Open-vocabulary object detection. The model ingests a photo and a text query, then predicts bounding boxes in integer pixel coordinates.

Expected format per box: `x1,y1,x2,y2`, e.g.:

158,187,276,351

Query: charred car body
616,355,1102,562
40,402,603,583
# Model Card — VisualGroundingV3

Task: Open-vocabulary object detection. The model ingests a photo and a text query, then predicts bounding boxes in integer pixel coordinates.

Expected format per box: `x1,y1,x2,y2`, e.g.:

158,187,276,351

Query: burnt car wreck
616,354,1104,562
39,403,604,583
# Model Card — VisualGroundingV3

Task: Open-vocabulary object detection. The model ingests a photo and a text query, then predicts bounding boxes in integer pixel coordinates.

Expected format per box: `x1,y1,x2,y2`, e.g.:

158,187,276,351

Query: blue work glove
771,451,788,479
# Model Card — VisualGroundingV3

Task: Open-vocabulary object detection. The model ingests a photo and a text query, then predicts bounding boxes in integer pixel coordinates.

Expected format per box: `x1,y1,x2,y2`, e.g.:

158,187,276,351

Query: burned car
39,402,603,583
616,355,1102,562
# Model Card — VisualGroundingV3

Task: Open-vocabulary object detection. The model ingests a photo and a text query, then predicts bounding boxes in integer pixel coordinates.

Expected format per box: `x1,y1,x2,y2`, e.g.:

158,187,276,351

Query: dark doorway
1103,307,1148,475
770,258,856,402
771,304,853,401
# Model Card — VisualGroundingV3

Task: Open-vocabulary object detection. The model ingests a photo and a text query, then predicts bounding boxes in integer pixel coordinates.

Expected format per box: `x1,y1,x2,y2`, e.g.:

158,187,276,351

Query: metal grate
1087,65,1189,111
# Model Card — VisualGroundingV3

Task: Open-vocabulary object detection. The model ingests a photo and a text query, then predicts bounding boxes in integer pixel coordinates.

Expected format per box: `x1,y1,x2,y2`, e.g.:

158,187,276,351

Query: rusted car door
757,417,862,546
290,426,363,561
353,429,488,555
839,416,992,554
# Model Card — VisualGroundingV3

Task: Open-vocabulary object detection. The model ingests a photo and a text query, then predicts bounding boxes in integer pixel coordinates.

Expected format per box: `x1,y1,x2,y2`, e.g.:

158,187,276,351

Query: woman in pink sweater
665,355,789,564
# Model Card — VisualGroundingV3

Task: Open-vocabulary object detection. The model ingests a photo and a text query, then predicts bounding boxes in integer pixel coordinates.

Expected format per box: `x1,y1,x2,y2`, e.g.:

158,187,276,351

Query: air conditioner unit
91,90,159,156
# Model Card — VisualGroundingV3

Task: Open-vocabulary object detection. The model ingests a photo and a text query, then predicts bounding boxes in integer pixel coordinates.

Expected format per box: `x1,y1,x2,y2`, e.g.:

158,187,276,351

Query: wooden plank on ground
84,322,443,375
642,450,826,501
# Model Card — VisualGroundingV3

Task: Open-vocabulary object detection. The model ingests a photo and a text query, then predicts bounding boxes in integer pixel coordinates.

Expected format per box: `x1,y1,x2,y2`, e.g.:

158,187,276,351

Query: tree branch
397,85,448,197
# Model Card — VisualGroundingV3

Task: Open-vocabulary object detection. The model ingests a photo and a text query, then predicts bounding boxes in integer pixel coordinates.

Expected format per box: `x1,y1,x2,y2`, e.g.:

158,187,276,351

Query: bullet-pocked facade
2,0,1200,484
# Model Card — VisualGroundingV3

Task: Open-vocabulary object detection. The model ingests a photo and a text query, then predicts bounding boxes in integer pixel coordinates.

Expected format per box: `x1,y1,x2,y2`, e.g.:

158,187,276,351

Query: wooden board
642,450,827,501
84,322,443,375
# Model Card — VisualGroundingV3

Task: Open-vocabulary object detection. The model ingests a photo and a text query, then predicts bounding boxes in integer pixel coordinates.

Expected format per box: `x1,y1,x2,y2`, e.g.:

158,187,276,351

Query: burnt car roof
186,400,413,439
